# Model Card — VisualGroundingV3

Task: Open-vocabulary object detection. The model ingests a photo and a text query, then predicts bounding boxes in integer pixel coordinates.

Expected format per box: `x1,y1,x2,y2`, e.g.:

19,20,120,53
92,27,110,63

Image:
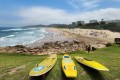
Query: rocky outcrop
0,41,107,55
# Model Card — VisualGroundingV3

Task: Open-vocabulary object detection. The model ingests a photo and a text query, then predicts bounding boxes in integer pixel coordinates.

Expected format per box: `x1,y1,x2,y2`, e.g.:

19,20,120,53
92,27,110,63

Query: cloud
18,7,77,25
1,6,120,26
67,0,101,10
17,7,120,26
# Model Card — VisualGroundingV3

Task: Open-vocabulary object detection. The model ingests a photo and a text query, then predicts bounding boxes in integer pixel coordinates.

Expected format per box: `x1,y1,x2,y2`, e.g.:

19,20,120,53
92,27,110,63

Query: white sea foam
6,35,15,38
40,28,46,33
27,28,37,30
25,32,34,34
2,28,27,31
0,28,47,47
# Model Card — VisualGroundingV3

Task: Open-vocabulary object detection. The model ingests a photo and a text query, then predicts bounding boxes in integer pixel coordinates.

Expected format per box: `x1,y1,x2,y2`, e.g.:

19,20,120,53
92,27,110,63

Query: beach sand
2,27,119,49
28,28,74,48
1,27,120,55
1,28,120,55
28,27,120,49
60,28,120,42
30,28,120,49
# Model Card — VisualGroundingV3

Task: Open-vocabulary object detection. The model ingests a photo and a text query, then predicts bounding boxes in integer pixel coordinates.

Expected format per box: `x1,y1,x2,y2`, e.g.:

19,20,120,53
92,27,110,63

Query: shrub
92,46,97,51
106,43,112,47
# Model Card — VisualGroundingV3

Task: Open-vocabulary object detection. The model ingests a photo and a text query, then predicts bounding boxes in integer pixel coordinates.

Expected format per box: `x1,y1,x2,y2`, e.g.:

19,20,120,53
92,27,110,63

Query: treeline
80,22,120,32
58,22,120,32
23,21,120,32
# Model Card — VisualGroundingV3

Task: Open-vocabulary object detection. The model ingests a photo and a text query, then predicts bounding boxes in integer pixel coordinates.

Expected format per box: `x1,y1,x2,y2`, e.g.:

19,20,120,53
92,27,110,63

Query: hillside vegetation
56,22,120,32
0,44,120,80
80,22,120,32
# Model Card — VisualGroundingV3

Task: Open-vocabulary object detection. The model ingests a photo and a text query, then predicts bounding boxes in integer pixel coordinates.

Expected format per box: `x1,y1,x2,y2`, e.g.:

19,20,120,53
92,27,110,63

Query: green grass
0,44,120,80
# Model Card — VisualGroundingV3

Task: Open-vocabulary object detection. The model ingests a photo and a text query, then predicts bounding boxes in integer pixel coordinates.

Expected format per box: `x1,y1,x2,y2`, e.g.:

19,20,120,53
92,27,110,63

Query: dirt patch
0,65,26,78
8,65,26,74
0,73,6,78
81,71,86,75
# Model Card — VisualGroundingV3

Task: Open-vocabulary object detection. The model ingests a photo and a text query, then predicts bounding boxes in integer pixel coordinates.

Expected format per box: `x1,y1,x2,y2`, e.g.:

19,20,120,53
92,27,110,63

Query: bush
91,46,97,51
106,43,112,47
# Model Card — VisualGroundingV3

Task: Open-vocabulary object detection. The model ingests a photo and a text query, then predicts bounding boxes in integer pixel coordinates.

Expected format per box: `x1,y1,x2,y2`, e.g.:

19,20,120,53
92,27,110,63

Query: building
100,19,106,24
72,22,76,26
106,20,120,24
77,21,85,26
89,20,98,23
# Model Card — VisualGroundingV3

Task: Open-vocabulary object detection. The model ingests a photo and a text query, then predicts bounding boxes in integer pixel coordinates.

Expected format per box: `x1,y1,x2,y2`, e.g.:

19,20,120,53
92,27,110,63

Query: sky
0,0,120,27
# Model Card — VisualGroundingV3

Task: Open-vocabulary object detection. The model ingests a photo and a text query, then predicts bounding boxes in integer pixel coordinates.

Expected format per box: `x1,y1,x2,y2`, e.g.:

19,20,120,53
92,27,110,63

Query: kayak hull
75,56,109,71
62,54,77,78
29,54,57,76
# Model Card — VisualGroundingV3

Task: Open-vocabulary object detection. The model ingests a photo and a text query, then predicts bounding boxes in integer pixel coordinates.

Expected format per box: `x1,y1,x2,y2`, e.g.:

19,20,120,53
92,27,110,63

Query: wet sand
28,28,74,48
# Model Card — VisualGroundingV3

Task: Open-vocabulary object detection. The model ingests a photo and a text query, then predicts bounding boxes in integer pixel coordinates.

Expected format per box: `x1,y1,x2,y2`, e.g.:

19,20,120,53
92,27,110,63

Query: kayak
29,54,57,76
75,56,109,71
62,54,77,78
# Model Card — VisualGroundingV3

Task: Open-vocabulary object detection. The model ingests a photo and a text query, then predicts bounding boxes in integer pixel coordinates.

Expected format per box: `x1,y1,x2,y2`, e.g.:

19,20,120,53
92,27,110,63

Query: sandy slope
58,28,120,43
30,28,120,49
47,28,120,48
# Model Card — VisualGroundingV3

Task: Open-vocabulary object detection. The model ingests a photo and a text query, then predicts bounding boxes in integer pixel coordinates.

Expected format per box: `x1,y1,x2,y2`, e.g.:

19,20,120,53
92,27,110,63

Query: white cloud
67,0,101,10
17,7,120,26
1,6,120,26
18,7,77,25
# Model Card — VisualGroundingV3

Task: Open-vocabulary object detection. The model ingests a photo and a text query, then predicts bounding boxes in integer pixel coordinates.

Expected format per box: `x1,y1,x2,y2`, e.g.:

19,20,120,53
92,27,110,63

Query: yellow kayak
75,56,109,71
62,54,77,78
29,54,57,76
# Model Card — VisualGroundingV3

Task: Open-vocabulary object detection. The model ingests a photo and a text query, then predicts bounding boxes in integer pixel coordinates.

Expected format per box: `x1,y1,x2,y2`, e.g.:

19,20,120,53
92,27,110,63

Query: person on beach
86,45,91,53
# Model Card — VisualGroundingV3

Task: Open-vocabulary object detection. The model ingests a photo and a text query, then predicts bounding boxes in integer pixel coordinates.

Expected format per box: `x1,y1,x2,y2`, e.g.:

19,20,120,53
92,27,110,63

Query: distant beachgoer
86,45,91,53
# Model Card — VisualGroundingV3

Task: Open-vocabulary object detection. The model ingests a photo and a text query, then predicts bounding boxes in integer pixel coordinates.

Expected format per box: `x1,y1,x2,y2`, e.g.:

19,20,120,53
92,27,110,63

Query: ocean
0,27,47,47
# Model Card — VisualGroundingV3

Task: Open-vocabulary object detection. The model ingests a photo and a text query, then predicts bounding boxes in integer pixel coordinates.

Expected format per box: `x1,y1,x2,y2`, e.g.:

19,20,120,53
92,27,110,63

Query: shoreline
27,28,74,48
0,27,119,55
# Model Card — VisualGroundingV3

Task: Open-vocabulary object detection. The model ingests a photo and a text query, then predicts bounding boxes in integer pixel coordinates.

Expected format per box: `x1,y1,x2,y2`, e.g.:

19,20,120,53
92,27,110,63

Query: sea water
0,27,47,47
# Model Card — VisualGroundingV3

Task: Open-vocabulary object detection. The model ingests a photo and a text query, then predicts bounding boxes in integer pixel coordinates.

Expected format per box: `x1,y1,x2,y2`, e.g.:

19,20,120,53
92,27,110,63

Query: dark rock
114,38,120,44
33,49,40,52
60,43,65,47
44,42,51,46
63,41,69,43
23,48,28,52
55,47,59,49
73,40,80,44
92,46,97,51
14,45,26,48
55,41,62,46
105,43,112,47
16,51,23,53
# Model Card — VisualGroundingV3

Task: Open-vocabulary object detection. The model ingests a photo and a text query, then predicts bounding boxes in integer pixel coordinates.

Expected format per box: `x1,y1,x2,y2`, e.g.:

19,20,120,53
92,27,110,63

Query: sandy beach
28,28,74,48
0,27,120,55
27,27,119,54
29,27,120,50
60,28,120,42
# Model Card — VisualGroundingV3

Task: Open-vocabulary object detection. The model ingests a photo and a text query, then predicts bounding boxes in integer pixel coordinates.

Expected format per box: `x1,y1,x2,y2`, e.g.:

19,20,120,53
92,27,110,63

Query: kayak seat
64,56,70,58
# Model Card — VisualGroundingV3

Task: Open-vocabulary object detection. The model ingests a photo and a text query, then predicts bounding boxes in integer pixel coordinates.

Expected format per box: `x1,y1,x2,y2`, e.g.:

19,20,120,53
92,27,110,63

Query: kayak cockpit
64,56,70,58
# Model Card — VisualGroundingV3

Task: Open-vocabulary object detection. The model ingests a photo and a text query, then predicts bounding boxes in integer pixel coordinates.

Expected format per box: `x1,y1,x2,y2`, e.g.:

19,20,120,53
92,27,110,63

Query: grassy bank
0,44,120,80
